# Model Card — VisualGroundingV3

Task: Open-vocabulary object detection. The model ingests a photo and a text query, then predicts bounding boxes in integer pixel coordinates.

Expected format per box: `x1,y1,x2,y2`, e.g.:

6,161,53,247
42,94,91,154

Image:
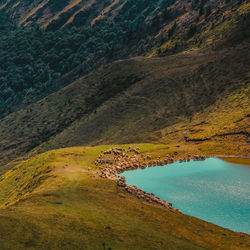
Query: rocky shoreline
95,147,207,211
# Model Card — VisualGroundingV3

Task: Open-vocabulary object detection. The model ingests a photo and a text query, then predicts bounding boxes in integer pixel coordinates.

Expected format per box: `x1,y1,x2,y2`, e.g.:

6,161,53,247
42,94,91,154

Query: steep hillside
0,0,170,28
0,1,249,172
0,0,174,118
0,41,249,173
148,0,250,56
0,145,249,249
1,0,248,119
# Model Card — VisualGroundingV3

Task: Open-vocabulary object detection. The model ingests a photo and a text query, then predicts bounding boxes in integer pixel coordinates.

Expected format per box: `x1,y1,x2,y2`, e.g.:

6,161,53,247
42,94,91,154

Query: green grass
159,84,250,156
147,2,250,56
0,42,249,172
197,2,250,49
0,145,250,249
0,152,55,206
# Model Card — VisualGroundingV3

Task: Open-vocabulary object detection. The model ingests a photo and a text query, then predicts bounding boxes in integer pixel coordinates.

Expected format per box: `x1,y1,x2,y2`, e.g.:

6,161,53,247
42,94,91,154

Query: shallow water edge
121,158,250,234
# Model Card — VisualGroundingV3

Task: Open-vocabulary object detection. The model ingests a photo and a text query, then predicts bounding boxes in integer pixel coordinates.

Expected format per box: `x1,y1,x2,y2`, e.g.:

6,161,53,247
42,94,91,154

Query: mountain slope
0,1,249,173
0,0,176,118
0,41,249,173
0,145,249,249
0,0,170,28
0,1,249,248
1,0,248,119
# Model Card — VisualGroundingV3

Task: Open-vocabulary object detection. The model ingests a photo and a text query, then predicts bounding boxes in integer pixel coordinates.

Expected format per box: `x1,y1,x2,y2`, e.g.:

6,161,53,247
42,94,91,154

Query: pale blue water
121,158,250,234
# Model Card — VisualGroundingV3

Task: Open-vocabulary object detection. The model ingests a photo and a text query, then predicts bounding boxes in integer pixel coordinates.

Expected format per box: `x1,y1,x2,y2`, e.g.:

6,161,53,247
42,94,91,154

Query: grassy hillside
159,84,250,155
0,1,249,173
44,45,249,152
0,145,249,249
0,40,249,173
147,0,250,57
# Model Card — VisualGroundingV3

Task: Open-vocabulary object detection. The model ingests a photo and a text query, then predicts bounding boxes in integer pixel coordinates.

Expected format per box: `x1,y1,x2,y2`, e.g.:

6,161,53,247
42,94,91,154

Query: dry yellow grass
159,84,250,156
0,145,249,249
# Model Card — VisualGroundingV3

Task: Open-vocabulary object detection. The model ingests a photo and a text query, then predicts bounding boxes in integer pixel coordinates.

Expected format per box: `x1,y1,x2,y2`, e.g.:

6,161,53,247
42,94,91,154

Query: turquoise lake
121,158,250,234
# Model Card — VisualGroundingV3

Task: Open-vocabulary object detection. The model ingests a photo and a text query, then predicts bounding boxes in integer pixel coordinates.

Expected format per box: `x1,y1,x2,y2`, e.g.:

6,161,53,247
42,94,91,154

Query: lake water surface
121,158,250,234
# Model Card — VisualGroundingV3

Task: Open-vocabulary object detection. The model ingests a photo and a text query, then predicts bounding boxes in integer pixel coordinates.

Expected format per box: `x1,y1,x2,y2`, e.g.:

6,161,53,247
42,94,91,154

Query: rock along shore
95,147,207,211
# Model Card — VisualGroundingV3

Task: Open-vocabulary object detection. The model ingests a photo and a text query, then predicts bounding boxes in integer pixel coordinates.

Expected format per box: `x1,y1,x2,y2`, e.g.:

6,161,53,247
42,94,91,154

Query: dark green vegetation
0,146,249,249
1,0,248,118
0,0,174,117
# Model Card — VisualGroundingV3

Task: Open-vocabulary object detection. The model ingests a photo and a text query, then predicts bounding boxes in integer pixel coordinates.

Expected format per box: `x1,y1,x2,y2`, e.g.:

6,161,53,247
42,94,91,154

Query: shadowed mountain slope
0,1,249,174
0,41,249,173
0,0,170,28
0,0,248,119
